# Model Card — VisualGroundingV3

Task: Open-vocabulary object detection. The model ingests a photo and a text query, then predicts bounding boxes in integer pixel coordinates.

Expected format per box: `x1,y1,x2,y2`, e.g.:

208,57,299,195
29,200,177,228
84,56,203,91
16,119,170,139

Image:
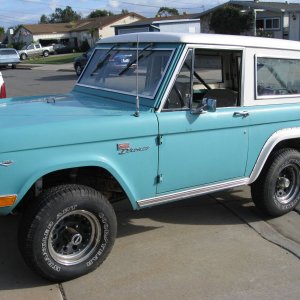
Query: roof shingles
20,13,144,35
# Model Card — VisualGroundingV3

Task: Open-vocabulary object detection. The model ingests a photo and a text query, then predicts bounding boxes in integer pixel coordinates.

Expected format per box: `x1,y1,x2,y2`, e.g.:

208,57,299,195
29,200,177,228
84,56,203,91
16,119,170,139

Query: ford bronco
1,33,300,281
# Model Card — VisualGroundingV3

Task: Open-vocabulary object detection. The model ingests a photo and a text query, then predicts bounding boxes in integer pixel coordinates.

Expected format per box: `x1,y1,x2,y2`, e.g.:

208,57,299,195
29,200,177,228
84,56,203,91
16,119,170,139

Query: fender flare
249,127,300,184
15,158,139,210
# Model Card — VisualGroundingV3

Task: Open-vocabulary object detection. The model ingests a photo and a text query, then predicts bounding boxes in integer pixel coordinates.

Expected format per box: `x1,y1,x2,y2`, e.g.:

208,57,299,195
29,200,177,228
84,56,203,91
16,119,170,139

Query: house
12,13,144,48
0,34,5,47
72,13,144,46
114,14,201,35
13,23,74,47
199,0,300,40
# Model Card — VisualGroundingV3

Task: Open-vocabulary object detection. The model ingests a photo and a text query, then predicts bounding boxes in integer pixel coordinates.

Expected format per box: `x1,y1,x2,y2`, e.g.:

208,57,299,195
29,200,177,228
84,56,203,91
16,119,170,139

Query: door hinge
157,135,163,145
156,174,163,184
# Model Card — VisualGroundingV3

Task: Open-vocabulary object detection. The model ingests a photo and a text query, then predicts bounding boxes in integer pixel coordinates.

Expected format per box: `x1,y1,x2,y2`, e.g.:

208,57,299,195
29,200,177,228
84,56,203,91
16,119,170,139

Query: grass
23,53,83,65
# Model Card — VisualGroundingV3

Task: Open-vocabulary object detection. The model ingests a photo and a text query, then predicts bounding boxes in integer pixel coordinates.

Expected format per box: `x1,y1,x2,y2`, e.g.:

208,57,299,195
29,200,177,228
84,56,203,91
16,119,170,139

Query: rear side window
256,57,300,98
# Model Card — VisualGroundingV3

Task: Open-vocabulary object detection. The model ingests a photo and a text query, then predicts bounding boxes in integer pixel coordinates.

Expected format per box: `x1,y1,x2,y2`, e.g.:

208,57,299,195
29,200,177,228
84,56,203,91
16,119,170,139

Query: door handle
233,111,249,118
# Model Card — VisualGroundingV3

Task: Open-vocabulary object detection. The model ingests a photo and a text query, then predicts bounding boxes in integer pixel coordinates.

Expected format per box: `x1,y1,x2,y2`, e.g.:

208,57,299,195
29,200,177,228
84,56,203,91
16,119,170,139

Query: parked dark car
74,49,135,77
74,47,95,76
108,53,136,75
0,48,20,69
53,43,77,54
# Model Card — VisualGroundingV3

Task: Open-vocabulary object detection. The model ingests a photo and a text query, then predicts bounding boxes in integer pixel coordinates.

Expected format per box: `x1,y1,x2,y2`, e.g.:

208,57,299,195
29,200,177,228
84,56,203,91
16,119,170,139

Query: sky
0,0,300,29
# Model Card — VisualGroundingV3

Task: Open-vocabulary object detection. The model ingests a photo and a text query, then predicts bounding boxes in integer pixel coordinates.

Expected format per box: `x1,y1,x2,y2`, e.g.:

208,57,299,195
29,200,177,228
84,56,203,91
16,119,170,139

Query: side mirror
191,98,217,115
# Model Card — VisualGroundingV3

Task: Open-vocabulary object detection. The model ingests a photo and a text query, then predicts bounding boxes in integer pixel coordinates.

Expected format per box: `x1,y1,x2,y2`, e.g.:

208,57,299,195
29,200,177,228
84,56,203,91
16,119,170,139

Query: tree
0,27,5,35
88,9,114,18
39,14,49,24
209,5,253,35
121,9,129,14
156,7,179,17
40,6,81,24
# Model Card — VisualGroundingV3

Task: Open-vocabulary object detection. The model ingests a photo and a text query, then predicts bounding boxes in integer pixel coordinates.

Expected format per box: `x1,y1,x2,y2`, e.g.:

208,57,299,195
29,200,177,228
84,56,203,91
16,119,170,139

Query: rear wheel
251,148,300,216
18,184,117,282
20,53,27,60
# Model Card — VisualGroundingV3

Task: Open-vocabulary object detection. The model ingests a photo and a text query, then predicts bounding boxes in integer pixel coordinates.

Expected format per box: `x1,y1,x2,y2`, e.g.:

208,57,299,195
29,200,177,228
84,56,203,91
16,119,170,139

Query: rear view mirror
205,98,217,112
191,98,216,114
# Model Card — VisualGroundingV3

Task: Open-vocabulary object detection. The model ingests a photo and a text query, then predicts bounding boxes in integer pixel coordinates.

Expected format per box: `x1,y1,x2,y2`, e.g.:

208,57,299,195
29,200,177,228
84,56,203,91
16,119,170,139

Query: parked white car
0,48,20,69
0,72,6,98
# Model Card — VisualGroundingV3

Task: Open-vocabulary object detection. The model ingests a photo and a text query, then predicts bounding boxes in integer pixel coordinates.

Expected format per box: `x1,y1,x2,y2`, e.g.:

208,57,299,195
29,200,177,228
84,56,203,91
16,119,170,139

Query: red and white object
0,72,6,98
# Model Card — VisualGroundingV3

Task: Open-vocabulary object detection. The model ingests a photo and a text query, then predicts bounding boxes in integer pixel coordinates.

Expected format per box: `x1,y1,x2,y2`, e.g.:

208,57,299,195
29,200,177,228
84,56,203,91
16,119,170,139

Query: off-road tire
251,148,300,216
18,184,117,282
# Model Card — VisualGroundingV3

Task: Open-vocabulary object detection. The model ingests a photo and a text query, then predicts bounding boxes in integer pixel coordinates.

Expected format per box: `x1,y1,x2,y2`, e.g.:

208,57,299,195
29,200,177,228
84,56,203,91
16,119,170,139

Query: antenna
134,34,140,117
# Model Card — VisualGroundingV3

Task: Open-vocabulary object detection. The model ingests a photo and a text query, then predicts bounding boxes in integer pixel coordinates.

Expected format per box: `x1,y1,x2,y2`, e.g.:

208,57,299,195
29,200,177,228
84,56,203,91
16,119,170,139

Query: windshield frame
76,45,175,100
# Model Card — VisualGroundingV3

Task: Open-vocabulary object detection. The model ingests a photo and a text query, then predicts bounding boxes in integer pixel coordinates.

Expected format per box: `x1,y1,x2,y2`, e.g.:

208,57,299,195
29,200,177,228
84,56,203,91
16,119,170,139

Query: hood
0,92,138,118
0,92,156,153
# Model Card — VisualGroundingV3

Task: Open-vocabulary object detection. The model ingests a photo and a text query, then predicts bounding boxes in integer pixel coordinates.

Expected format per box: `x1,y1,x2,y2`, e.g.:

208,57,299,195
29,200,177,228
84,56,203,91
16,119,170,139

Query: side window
192,49,241,108
27,45,34,50
163,48,242,111
256,57,300,97
163,50,192,110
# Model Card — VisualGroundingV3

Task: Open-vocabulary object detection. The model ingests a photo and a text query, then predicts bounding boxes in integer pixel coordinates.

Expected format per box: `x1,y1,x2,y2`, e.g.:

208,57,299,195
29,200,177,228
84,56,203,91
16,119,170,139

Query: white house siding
159,21,200,33
99,15,141,39
33,33,71,43
289,13,300,41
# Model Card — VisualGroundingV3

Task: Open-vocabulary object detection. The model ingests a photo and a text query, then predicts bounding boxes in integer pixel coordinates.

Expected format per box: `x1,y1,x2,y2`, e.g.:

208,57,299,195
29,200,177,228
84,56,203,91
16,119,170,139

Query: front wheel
43,50,49,57
251,148,300,216
18,184,117,282
75,64,83,76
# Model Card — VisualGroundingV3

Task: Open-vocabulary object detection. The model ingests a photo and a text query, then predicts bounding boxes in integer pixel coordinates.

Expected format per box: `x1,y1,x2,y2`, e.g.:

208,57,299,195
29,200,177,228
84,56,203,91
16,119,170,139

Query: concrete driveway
0,67,299,300
0,187,299,300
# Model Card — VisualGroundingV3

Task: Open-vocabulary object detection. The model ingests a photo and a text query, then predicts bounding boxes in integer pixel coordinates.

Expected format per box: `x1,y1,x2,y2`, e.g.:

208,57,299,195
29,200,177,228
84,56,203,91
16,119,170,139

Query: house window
256,19,264,29
256,18,280,30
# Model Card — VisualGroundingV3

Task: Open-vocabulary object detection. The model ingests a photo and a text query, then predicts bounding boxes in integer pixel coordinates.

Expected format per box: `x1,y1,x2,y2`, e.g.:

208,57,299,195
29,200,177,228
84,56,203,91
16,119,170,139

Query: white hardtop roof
98,32,300,51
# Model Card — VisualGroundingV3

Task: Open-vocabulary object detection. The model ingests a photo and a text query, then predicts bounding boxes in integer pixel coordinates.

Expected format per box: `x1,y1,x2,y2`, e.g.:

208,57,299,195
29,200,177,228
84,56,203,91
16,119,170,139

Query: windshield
78,47,173,99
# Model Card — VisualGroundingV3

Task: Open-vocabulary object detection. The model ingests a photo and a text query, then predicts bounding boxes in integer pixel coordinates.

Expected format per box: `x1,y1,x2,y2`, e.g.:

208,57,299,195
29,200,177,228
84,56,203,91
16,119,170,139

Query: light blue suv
1,33,300,281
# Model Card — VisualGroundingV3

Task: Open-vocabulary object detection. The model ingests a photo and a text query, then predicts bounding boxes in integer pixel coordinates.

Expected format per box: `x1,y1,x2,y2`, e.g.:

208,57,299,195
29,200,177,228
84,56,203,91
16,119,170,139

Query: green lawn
23,53,83,64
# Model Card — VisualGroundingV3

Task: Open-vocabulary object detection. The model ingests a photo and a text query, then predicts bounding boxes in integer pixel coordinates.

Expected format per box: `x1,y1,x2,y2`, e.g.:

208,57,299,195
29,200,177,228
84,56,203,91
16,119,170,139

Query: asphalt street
0,65,299,300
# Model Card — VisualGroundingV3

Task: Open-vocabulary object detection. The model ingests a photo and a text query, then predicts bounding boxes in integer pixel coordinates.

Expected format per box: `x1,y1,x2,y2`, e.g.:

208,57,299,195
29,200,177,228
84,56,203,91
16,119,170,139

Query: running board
137,178,249,208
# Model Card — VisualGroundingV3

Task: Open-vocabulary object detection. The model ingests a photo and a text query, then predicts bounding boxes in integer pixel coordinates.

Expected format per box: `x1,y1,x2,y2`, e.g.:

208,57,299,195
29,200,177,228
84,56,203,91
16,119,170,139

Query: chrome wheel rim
275,164,300,204
48,210,101,266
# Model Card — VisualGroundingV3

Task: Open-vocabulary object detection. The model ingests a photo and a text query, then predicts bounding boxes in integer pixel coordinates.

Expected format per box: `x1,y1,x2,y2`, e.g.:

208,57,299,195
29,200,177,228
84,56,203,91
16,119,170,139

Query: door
157,48,249,194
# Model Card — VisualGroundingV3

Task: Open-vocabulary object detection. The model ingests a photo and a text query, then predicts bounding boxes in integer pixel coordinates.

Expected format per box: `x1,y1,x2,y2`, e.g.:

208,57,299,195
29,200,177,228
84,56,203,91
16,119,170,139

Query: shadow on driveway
36,74,77,81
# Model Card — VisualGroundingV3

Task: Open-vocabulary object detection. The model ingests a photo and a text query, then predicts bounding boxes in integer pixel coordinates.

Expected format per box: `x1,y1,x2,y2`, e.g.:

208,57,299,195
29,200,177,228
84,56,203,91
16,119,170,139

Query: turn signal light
0,195,17,207
0,83,6,98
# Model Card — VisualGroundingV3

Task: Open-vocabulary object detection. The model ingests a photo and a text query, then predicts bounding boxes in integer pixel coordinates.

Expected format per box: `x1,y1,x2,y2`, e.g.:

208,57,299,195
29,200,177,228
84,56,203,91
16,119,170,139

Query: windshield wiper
90,44,119,76
118,43,154,76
